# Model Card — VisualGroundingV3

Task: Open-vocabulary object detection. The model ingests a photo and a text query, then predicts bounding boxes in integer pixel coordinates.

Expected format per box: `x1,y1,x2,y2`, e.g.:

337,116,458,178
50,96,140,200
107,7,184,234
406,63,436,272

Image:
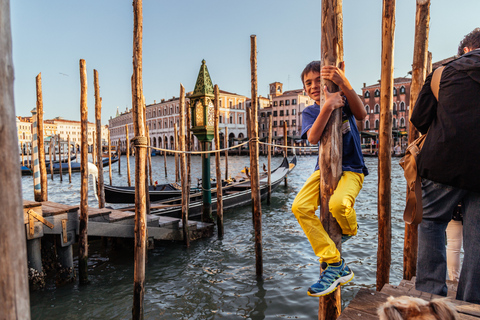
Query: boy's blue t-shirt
301,102,368,176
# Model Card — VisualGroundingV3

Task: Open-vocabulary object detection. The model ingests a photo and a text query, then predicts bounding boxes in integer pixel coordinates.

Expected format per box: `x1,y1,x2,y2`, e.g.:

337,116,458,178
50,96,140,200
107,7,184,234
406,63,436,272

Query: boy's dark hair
457,27,480,56
301,61,321,85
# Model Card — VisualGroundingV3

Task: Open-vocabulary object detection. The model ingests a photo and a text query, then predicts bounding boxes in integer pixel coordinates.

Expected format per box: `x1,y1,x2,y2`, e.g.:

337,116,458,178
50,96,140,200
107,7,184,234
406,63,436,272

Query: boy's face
303,71,321,104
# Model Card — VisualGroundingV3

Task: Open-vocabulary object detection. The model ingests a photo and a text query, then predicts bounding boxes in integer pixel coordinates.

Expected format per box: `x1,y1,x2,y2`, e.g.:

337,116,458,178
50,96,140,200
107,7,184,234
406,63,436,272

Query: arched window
393,87,397,96
374,89,380,97
400,117,405,127
365,105,370,114
393,118,397,128
393,103,397,112
365,120,370,129
400,86,406,94
400,101,405,111
375,119,379,129
364,91,370,98
375,104,380,113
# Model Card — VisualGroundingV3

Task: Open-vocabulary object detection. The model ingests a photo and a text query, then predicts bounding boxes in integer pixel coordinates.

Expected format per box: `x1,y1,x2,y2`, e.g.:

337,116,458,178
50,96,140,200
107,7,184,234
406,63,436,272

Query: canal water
23,154,407,319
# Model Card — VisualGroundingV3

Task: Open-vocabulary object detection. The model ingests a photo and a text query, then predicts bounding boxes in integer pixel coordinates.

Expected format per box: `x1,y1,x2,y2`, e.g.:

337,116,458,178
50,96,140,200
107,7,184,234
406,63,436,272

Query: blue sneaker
307,259,354,297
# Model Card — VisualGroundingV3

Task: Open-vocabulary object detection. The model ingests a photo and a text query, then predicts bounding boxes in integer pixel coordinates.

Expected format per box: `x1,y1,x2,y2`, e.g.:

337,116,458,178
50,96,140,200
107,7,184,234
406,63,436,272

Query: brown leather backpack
399,66,444,225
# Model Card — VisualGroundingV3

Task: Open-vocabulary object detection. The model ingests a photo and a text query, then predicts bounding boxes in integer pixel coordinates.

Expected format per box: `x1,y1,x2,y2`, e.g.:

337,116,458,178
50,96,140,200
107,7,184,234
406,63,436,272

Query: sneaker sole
307,271,354,297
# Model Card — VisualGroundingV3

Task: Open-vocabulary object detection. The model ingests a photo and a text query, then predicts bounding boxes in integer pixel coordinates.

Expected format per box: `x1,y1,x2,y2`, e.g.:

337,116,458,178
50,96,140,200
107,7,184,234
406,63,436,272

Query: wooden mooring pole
163,135,168,177
146,125,153,186
94,70,105,208
0,4,31,313
179,84,190,246
214,84,224,237
318,0,343,318
36,73,47,201
249,35,263,277
132,0,147,317
267,114,272,205
174,123,179,183
68,135,72,183
126,124,131,187
404,0,430,281
283,121,288,186
224,126,229,180
108,132,112,185
79,59,89,284
377,0,396,292
59,136,63,182
117,139,121,174
50,138,54,180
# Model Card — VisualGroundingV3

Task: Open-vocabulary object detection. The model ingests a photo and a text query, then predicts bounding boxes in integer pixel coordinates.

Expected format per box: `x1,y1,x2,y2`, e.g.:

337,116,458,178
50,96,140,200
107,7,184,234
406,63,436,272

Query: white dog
377,295,459,320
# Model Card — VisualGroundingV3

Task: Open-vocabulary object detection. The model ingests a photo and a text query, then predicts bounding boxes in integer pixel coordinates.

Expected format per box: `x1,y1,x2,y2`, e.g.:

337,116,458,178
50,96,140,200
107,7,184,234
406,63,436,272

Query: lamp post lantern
190,60,215,222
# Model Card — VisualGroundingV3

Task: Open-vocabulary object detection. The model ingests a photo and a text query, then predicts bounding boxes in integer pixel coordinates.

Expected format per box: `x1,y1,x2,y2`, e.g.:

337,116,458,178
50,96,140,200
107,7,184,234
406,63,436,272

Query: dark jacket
411,49,480,193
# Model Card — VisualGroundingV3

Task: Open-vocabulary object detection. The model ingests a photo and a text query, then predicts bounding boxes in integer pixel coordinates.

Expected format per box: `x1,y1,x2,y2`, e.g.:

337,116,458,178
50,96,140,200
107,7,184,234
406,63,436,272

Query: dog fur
377,295,459,320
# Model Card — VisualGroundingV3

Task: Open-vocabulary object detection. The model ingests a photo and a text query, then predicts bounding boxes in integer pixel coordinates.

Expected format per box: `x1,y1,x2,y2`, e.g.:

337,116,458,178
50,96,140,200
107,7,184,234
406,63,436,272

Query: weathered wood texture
224,126,229,180
0,2,31,316
267,114,272,205
404,0,430,282
319,0,343,318
179,84,190,246
108,132,112,185
249,35,263,277
68,135,72,183
36,73,48,201
214,84,224,237
132,1,147,318
79,59,89,284
94,70,106,208
377,0,395,291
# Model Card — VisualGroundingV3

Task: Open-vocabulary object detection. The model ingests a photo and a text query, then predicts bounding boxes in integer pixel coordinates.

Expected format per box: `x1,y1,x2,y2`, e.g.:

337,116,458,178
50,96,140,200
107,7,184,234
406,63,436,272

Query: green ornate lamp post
190,60,215,222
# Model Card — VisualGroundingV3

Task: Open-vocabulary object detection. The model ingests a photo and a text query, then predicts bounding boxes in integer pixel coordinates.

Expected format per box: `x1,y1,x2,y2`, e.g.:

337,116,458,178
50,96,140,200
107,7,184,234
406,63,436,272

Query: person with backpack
411,28,480,303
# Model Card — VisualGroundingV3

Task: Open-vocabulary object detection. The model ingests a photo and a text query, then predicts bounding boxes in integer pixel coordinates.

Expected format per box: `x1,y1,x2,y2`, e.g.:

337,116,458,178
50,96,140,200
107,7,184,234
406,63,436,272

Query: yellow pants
291,170,364,264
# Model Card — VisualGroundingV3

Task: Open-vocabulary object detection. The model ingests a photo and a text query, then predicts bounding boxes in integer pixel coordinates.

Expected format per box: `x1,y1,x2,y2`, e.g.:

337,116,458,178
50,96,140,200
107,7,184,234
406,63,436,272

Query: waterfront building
109,90,248,152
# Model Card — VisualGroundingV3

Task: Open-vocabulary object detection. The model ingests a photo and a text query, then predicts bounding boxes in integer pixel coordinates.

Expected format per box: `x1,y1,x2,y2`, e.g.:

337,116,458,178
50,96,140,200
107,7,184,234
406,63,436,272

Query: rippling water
24,154,407,319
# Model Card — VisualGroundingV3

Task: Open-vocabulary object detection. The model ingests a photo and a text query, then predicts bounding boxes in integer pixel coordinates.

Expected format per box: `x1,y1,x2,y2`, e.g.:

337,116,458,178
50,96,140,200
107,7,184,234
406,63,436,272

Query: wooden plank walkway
339,278,480,319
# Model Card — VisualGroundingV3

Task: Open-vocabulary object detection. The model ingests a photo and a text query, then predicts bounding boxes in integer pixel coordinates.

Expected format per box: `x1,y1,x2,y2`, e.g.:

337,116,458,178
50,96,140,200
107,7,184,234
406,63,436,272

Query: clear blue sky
10,0,480,124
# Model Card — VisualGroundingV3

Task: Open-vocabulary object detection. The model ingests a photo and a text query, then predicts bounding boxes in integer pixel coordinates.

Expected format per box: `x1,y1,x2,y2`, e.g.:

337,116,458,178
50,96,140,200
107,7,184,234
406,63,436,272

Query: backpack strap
430,66,445,100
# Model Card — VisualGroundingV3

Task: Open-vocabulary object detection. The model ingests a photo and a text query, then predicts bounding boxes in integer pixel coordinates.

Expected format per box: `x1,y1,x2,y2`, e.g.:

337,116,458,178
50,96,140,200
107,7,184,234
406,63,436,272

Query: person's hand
324,85,345,110
321,62,348,88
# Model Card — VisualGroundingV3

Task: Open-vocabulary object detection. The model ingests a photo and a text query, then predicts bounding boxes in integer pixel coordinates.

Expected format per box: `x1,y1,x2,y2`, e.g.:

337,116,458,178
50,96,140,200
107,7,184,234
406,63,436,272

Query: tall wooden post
319,0,343,318
163,135,168,177
36,73,47,201
267,114,273,205
126,124,131,187
146,126,153,186
404,0,430,281
49,138,54,180
179,84,190,246
132,0,147,317
94,70,105,208
249,35,263,277
185,105,191,185
117,139,121,174
59,138,63,182
0,3,31,313
31,109,42,200
174,123,179,183
92,130,96,166
377,0,396,292
214,85,224,237
108,132,112,185
79,59,89,284
68,135,72,183
224,126,229,180
283,121,288,186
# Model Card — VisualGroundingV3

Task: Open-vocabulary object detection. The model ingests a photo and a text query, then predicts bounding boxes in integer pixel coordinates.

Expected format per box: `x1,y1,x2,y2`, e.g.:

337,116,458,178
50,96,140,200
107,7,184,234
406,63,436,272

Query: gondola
21,157,118,175
118,156,297,219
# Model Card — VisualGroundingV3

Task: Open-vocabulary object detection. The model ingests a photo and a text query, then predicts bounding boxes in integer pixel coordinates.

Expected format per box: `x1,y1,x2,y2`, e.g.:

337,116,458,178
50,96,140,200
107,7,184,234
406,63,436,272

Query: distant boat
119,156,297,219
21,157,118,175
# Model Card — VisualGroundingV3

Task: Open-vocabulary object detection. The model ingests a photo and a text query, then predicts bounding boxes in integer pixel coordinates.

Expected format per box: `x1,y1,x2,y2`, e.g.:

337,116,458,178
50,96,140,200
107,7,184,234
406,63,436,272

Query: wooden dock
339,278,480,319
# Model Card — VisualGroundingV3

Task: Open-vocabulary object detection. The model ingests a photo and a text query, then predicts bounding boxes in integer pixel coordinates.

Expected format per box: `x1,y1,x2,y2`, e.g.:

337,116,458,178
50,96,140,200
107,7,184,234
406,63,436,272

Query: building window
239,116,242,124
292,119,296,126
400,117,406,127
375,104,380,113
219,99,222,107
280,120,284,126
280,110,284,116
400,86,406,94
400,101,405,111
285,100,290,106
393,118,397,128
375,119,379,129
219,115,223,123
292,109,296,115
273,111,278,117
292,99,297,105
280,100,284,106
273,101,278,107
364,91,370,98
239,102,242,109
229,100,233,108
229,115,233,124
285,110,289,116
365,120,370,129
374,89,380,97
393,103,397,112
274,131,277,136
393,87,397,96
365,105,370,114
273,121,277,127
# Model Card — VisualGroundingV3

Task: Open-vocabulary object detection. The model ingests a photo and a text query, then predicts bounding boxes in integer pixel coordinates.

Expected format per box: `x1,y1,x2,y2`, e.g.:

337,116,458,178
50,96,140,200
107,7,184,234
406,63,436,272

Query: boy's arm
321,62,367,120
306,86,344,145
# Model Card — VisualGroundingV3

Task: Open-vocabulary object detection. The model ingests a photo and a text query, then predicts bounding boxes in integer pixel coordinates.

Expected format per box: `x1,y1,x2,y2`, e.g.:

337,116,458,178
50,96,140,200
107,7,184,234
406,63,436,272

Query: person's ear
338,61,345,72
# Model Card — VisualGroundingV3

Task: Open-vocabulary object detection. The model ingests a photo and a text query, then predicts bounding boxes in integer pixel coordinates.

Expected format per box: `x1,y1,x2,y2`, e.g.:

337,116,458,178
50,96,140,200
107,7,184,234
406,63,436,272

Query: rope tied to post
130,136,148,148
